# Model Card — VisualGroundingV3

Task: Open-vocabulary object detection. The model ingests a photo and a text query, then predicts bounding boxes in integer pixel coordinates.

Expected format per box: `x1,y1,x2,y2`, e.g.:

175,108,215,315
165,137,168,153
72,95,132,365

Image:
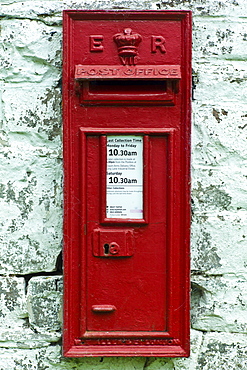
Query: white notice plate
106,135,143,219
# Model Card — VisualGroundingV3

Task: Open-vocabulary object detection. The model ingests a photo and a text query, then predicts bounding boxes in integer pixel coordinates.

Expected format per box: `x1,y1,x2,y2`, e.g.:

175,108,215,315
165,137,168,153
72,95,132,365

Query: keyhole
103,243,109,255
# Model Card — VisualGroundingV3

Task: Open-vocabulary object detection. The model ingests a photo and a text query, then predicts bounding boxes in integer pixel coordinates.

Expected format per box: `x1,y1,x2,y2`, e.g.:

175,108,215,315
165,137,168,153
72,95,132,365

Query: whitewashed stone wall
0,0,246,369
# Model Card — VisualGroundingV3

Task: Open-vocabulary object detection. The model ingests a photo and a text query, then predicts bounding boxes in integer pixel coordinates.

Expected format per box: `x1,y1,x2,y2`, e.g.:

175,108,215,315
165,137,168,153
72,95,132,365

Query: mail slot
63,10,191,357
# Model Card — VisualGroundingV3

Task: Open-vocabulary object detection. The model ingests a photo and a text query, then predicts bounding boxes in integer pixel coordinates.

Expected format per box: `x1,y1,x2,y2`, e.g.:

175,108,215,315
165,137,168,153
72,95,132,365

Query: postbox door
85,133,169,332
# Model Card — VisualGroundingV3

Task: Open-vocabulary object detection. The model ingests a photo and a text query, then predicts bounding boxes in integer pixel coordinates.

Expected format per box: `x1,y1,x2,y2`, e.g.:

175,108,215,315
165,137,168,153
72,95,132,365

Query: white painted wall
0,0,246,368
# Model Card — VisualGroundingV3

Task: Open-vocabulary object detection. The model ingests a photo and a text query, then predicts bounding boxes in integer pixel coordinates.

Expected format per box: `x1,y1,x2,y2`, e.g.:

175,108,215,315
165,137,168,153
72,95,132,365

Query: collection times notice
106,135,143,219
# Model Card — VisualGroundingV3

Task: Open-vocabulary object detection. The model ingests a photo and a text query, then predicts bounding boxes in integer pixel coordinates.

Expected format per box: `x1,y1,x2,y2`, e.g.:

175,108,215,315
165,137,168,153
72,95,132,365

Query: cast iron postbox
63,10,191,357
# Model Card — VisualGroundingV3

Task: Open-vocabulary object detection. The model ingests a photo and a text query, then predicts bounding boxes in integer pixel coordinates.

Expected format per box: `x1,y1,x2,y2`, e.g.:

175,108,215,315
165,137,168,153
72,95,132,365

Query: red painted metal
63,10,191,357
75,65,181,79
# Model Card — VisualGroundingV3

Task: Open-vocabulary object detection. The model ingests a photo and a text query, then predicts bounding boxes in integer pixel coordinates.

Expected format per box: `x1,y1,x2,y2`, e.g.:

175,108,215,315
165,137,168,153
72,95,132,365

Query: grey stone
1,0,247,19
192,167,247,212
193,19,247,61
0,277,61,348
191,211,247,274
0,346,59,370
192,103,247,166
2,85,62,143
193,62,247,103
0,278,60,349
191,275,247,333
0,146,62,274
173,330,204,370
196,332,247,370
156,0,247,17
0,345,146,369
0,19,61,84
27,276,63,334
0,277,26,325
0,327,60,349
144,330,203,370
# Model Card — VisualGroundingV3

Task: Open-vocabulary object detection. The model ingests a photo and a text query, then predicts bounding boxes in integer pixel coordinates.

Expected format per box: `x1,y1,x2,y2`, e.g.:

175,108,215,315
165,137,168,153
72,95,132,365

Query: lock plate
92,228,134,257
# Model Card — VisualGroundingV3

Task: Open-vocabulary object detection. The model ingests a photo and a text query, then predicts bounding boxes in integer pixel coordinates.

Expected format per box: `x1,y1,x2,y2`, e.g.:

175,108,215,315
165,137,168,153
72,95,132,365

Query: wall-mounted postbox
63,10,191,357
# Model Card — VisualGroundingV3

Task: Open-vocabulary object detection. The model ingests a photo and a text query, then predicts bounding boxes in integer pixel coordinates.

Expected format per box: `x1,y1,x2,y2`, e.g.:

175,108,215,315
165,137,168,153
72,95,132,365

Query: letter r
151,36,166,53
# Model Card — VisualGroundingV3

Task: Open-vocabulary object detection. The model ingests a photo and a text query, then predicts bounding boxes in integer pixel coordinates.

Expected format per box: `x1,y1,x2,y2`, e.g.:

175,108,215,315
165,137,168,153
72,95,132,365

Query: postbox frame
63,10,191,357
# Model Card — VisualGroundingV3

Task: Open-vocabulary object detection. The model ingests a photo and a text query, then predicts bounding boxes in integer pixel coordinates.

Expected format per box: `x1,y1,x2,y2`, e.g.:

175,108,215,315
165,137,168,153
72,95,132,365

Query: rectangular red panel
75,65,181,79
86,132,168,333
63,10,191,357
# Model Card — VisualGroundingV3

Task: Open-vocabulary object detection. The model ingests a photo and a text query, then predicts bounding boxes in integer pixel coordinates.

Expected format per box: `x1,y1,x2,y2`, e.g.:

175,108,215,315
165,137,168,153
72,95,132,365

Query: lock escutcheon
92,228,134,257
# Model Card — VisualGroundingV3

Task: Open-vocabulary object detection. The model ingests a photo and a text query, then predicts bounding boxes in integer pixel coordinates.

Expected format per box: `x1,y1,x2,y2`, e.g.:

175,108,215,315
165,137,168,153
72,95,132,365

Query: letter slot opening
90,80,167,94
79,80,178,105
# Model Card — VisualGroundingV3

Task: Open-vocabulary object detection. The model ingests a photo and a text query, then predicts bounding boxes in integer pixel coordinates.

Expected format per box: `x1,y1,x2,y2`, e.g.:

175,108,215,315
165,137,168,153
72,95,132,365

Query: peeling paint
192,182,232,211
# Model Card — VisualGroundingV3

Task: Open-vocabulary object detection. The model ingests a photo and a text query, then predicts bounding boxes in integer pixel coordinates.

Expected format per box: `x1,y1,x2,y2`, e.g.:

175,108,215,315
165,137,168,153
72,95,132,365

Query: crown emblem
113,28,142,66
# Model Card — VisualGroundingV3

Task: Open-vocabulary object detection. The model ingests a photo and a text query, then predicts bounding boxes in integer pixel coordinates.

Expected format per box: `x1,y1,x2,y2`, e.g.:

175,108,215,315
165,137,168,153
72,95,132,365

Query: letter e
90,35,104,52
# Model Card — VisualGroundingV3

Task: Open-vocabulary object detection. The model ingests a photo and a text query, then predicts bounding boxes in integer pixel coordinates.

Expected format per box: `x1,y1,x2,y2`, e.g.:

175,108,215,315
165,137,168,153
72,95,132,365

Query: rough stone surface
0,146,62,274
192,103,247,168
0,346,147,370
0,277,26,326
0,328,60,349
144,330,203,370
2,86,62,140
27,276,63,334
0,276,61,348
193,19,247,61
0,0,247,369
191,274,247,333
196,332,247,370
191,211,247,274
1,0,247,19
0,19,61,84
156,0,247,16
0,85,62,275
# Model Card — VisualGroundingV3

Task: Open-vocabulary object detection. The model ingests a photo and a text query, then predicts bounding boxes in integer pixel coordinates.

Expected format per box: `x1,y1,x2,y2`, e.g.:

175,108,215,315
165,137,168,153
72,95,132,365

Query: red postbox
63,10,191,357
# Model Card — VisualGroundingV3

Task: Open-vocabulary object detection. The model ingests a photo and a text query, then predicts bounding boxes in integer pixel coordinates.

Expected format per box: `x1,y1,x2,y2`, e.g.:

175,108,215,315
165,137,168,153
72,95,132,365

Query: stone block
157,0,247,17
0,345,146,370
191,275,247,333
191,211,247,274
1,0,247,19
0,146,62,274
0,346,58,370
2,84,62,144
192,166,247,212
193,61,247,103
0,19,61,84
0,347,45,370
49,346,146,370
27,276,63,334
144,330,203,370
193,18,247,61
192,102,247,166
0,277,60,348
0,328,60,349
173,330,204,370
0,277,26,326
196,332,247,370
0,0,153,25
144,358,174,370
